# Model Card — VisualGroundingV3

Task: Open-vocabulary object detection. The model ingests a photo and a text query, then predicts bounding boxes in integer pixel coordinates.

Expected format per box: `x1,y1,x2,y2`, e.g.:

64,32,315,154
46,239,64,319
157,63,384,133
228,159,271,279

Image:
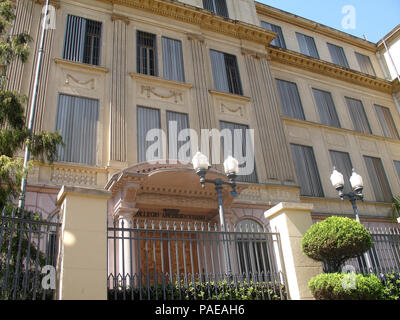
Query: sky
257,0,400,43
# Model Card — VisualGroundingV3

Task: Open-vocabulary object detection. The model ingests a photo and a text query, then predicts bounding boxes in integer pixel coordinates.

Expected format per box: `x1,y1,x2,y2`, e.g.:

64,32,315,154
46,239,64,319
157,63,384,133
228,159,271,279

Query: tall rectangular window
261,22,286,49
364,156,392,202
290,144,324,197
55,94,99,165
137,106,161,163
296,32,319,59
137,31,157,76
162,37,185,82
327,43,349,68
355,52,376,76
345,97,372,134
394,161,400,179
312,88,340,127
330,150,353,194
166,111,190,161
219,121,258,183
203,0,229,18
375,105,399,139
63,15,102,65
275,79,305,120
210,49,243,95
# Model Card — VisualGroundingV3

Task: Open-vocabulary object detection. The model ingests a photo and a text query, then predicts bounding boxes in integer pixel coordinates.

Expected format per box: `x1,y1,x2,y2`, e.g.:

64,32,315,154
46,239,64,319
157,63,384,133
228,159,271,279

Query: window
219,121,258,183
375,105,399,139
137,31,157,76
364,156,392,202
55,94,99,165
63,15,102,65
236,219,275,276
329,151,353,194
312,88,340,127
166,111,190,162
261,22,286,49
394,161,400,179
327,43,349,68
345,97,372,134
203,0,229,18
137,106,161,163
275,79,305,120
210,49,243,95
355,52,376,76
296,32,319,59
290,144,324,197
162,37,185,82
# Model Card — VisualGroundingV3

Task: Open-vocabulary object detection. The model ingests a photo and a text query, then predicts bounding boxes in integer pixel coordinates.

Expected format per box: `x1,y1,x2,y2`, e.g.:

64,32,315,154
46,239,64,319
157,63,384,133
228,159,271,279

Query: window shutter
290,144,324,197
312,88,340,127
345,97,372,134
327,43,349,68
375,105,399,139
261,22,286,49
276,79,306,120
296,32,319,59
394,161,400,179
162,37,185,82
210,49,230,92
329,150,353,193
364,156,392,202
137,106,161,163
356,52,376,76
56,94,98,166
63,15,86,62
166,111,190,162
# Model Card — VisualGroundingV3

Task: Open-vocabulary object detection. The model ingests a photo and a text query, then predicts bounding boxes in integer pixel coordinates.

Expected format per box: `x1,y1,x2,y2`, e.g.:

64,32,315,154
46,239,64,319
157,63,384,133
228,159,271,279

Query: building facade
8,0,400,238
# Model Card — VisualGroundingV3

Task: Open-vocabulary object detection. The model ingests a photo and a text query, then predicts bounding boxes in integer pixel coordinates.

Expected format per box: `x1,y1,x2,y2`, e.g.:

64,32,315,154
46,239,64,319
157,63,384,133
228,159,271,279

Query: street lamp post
192,151,239,276
330,167,373,272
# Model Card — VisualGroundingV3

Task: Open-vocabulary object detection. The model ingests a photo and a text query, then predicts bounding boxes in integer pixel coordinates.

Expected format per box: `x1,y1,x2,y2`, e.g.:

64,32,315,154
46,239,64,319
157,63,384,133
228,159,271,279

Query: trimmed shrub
302,216,373,272
381,272,400,300
308,273,383,300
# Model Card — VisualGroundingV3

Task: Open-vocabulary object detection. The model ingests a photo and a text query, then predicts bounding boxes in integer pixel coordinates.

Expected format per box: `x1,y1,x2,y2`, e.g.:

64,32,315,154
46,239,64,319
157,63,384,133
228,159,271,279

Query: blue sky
257,0,400,43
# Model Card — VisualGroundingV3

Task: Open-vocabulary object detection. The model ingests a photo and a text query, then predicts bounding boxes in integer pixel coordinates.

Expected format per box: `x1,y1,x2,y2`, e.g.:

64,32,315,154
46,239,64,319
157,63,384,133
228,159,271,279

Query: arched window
235,219,276,278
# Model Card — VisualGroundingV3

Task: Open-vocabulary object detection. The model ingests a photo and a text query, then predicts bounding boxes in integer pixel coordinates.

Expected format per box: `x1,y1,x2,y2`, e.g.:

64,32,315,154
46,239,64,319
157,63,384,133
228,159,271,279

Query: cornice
268,47,393,94
96,0,276,45
54,58,109,73
255,2,377,52
393,78,400,94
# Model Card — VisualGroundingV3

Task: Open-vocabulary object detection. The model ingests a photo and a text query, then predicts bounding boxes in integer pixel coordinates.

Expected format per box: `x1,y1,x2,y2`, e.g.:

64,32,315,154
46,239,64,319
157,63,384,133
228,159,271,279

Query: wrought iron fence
345,226,400,276
0,207,60,300
107,219,288,300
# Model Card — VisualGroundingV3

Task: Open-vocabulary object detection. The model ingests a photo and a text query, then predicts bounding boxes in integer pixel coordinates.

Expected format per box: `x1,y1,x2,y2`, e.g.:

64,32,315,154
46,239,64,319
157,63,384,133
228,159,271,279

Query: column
56,186,111,300
242,49,297,185
265,202,323,300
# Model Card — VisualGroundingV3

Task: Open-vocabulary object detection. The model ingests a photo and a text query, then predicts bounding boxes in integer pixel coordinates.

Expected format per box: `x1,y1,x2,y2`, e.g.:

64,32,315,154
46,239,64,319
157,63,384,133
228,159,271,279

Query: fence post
56,186,111,300
265,202,322,300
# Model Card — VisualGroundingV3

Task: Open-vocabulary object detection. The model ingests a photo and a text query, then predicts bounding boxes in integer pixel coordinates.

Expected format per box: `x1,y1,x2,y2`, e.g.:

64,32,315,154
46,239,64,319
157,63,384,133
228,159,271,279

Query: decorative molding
187,33,205,43
50,166,98,186
54,58,109,74
65,74,95,89
140,85,183,103
256,2,377,52
129,72,193,89
33,0,60,9
268,47,393,94
241,48,268,60
111,13,130,24
96,0,276,45
393,78,400,94
209,90,251,103
220,103,244,116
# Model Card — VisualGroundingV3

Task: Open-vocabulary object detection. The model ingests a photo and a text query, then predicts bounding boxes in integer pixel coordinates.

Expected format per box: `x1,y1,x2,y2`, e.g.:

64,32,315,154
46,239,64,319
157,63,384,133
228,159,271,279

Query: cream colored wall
271,63,400,218
258,14,384,79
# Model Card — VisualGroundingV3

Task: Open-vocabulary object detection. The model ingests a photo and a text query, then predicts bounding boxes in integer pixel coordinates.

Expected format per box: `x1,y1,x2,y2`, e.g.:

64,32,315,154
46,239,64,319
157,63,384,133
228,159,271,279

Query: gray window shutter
210,49,229,93
345,97,372,134
203,0,228,18
355,52,376,76
63,15,86,62
137,106,161,163
394,161,400,179
290,144,324,197
276,79,305,120
364,156,392,202
329,150,353,193
219,121,258,183
166,111,190,161
312,88,340,127
375,105,399,139
327,43,349,68
56,94,98,166
296,32,319,59
162,37,185,82
261,22,286,49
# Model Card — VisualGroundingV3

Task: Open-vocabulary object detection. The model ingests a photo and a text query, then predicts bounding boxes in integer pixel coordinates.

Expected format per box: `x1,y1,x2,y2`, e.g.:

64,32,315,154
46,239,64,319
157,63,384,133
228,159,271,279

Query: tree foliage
0,0,63,207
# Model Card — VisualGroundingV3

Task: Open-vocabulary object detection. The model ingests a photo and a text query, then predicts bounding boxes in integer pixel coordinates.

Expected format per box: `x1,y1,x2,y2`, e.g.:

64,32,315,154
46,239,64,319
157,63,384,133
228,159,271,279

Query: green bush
381,272,400,300
308,273,383,300
302,216,373,272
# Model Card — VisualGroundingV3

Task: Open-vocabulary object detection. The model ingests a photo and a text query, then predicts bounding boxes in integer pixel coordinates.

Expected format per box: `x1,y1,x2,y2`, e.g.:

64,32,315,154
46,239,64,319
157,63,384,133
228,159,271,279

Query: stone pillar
56,186,111,300
264,202,322,300
242,49,297,185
